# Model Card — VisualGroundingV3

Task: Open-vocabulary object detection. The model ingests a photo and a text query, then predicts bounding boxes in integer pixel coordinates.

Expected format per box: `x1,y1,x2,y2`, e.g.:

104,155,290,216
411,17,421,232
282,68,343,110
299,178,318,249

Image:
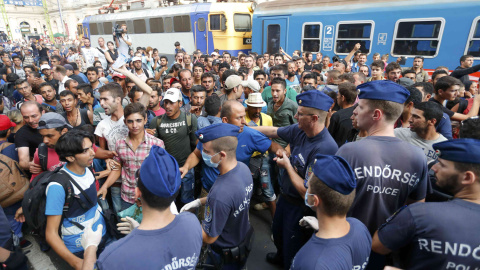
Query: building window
392,18,444,57
335,21,373,54
465,17,480,58
150,18,164,33
234,14,251,32
133,19,146,34
302,23,322,52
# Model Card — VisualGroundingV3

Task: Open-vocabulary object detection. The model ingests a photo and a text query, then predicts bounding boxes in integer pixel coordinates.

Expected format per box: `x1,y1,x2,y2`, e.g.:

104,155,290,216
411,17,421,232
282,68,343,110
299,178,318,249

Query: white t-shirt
117,34,132,57
94,115,129,151
81,47,99,68
95,46,108,69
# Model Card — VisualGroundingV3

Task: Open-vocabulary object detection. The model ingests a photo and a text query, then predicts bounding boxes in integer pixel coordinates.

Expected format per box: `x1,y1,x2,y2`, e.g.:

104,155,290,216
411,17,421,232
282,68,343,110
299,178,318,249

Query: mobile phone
398,56,407,65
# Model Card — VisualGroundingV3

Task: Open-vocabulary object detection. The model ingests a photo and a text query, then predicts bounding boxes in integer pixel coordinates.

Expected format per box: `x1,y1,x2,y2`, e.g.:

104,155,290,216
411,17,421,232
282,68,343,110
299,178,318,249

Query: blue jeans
180,169,195,203
111,186,122,214
120,200,134,212
251,156,276,202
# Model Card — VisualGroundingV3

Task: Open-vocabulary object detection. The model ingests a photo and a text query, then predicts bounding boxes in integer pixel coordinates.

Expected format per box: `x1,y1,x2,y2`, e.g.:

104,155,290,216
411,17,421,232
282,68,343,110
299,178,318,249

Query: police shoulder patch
204,204,212,223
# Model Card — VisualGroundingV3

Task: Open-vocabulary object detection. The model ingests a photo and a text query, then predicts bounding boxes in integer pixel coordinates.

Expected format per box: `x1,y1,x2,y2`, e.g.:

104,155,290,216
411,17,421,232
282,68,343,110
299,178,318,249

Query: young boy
368,60,385,81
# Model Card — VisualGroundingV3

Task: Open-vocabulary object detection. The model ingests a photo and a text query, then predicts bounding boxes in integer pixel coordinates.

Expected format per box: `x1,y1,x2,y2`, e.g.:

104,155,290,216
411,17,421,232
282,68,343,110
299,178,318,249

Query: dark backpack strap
96,47,105,55
143,68,150,78
38,143,48,172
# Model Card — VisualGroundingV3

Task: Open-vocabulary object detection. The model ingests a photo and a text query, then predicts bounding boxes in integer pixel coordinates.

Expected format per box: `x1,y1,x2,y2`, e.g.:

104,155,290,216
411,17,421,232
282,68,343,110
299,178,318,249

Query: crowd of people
0,31,479,270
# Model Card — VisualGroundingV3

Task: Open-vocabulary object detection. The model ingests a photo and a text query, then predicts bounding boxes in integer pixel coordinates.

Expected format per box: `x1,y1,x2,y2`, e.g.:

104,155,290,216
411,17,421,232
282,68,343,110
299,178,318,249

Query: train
78,2,254,58
252,0,480,72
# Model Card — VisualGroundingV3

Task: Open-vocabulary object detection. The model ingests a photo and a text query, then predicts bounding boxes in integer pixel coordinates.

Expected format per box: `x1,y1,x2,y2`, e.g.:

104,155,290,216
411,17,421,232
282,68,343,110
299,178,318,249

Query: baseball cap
213,59,221,66
132,56,142,62
225,75,244,90
163,88,182,103
38,113,72,130
63,64,73,71
241,79,260,92
40,64,51,70
0,115,16,131
211,52,219,56
112,72,126,79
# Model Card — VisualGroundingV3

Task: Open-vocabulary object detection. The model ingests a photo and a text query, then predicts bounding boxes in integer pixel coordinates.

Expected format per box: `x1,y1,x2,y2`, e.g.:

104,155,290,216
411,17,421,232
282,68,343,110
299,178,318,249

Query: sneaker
253,202,268,211
20,239,32,250
266,252,283,266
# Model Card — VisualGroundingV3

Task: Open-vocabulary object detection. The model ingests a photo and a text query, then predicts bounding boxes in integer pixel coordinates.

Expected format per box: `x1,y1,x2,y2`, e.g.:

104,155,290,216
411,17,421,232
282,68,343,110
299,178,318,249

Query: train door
262,18,287,54
193,13,210,54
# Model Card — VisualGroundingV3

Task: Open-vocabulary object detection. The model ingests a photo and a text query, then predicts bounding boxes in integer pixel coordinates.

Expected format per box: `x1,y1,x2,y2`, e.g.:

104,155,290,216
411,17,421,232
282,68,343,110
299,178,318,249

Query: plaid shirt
114,132,165,204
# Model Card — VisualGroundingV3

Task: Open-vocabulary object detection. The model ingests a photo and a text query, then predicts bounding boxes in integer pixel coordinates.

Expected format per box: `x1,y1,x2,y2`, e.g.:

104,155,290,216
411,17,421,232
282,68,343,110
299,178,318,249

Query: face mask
202,150,221,168
304,191,315,208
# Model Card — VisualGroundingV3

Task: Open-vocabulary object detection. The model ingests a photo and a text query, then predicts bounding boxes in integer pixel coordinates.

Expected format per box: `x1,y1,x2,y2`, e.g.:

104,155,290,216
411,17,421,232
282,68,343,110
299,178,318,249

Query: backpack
0,142,29,208
38,143,48,172
155,112,194,150
143,68,150,78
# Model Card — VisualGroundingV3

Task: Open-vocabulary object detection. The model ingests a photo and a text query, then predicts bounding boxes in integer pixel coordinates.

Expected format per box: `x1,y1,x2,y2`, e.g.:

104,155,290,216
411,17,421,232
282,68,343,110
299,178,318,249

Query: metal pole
56,0,66,35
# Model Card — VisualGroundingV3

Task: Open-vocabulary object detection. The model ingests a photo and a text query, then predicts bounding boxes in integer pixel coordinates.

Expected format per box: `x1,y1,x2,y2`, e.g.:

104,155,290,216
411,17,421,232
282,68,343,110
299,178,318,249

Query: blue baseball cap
139,145,181,197
357,80,410,104
433,139,480,164
195,123,240,143
312,154,356,195
296,90,333,111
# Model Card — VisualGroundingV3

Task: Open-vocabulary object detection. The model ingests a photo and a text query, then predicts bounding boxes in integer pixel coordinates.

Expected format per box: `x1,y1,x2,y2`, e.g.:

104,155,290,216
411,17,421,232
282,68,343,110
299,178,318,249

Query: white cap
241,79,260,92
132,56,142,62
40,64,51,70
163,88,182,103
245,92,267,108
225,75,244,90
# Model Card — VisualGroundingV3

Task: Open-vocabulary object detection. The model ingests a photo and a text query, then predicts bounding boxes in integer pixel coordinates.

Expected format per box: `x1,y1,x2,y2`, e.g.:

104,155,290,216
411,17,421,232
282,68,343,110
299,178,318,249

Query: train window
267,24,280,55
165,17,173,33
302,23,322,53
133,19,146,34
392,18,445,57
198,18,206,32
103,22,113,35
234,14,251,32
210,14,226,31
89,23,99,35
335,21,373,55
173,15,191,32
150,18,164,33
465,17,480,58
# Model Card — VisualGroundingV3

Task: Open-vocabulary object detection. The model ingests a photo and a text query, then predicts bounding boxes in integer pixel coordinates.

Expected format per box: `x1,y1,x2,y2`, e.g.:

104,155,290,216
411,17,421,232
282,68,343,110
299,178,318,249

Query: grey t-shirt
336,136,429,235
150,111,197,166
394,128,447,165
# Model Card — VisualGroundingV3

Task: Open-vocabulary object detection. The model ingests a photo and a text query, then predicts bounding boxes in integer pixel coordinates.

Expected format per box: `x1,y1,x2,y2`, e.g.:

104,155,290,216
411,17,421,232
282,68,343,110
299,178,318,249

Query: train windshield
234,14,251,32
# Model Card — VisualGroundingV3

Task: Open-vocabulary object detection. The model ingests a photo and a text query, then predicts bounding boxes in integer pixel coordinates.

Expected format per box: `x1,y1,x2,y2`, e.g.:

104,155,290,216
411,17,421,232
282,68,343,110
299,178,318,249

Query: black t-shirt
39,47,48,58
429,97,454,118
69,74,86,84
46,78,59,91
328,105,356,147
14,124,43,157
0,67,9,79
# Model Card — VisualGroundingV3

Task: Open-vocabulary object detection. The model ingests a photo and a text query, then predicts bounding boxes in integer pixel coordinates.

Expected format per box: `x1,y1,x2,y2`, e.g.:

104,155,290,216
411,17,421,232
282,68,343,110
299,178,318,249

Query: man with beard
394,102,447,164
148,86,165,116
286,61,300,91
179,69,194,107
188,85,207,117
201,73,216,96
86,67,104,97
373,138,480,270
39,82,62,113
132,56,152,82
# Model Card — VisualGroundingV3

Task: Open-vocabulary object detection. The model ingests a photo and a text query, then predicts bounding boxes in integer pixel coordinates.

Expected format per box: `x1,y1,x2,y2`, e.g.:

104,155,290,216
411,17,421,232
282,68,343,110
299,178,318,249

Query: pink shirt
152,106,166,116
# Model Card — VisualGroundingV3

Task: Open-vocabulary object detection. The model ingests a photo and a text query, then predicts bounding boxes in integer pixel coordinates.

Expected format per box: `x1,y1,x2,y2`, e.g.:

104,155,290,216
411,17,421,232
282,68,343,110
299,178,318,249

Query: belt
111,182,122,188
210,226,254,264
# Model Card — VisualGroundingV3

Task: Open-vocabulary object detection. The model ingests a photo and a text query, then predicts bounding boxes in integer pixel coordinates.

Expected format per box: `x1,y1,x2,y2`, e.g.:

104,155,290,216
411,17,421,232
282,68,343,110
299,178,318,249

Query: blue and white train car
252,0,480,73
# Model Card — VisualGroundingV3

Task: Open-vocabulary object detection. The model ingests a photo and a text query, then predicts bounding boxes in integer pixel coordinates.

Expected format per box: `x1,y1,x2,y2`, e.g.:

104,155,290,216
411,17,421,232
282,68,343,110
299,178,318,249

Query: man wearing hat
242,79,264,112
220,75,245,104
40,64,59,92
372,138,480,269
64,64,85,84
251,90,338,268
245,92,276,217
292,154,371,269
132,56,152,82
336,80,429,268
181,123,254,269
69,62,89,84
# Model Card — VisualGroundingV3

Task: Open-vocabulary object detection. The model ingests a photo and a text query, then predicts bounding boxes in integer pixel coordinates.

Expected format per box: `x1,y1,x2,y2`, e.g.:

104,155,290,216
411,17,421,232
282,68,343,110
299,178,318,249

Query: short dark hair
414,101,443,127
413,82,434,95
128,86,142,100
201,72,215,81
204,94,221,116
309,174,355,217
218,62,230,71
405,86,423,106
435,76,462,94
270,77,286,90
6,73,19,83
193,62,205,71
86,66,99,75
302,73,317,84
137,170,179,211
338,73,355,84
68,62,79,70
431,70,449,84
77,83,94,97
178,69,192,80
221,69,238,84
191,85,207,96
459,117,480,139
50,55,61,62
385,62,401,74
460,55,474,64
271,64,287,76
0,129,9,138
38,82,54,92
12,55,21,61
65,79,77,89
55,129,94,162
312,64,322,71
160,56,168,61
31,71,42,79
99,83,124,100
15,79,28,87
371,60,385,70
414,56,424,62
59,90,76,100
253,70,267,80
402,69,416,77
124,102,147,119
338,82,357,104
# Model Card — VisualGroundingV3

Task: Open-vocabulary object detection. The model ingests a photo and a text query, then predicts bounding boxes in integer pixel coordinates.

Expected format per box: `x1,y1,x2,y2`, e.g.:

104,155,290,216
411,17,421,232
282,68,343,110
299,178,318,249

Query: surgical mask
202,150,221,168
304,191,315,208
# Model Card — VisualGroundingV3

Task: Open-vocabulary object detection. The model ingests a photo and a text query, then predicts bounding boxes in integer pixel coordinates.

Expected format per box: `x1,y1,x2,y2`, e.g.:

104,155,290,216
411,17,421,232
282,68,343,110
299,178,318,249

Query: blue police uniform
196,124,254,269
270,91,338,269
336,81,429,269
197,125,271,191
96,146,203,269
292,154,371,270
377,139,480,270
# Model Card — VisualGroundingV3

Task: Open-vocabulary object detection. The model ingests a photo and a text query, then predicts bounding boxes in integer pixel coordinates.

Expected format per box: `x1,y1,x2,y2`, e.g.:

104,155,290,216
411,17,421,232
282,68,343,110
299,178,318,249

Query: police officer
336,80,429,269
82,145,203,269
180,123,254,269
291,154,371,269
372,138,480,269
252,90,338,269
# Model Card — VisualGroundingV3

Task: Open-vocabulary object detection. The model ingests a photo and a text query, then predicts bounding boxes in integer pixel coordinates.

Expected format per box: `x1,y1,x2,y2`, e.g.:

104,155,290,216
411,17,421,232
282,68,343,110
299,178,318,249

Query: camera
113,24,124,38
